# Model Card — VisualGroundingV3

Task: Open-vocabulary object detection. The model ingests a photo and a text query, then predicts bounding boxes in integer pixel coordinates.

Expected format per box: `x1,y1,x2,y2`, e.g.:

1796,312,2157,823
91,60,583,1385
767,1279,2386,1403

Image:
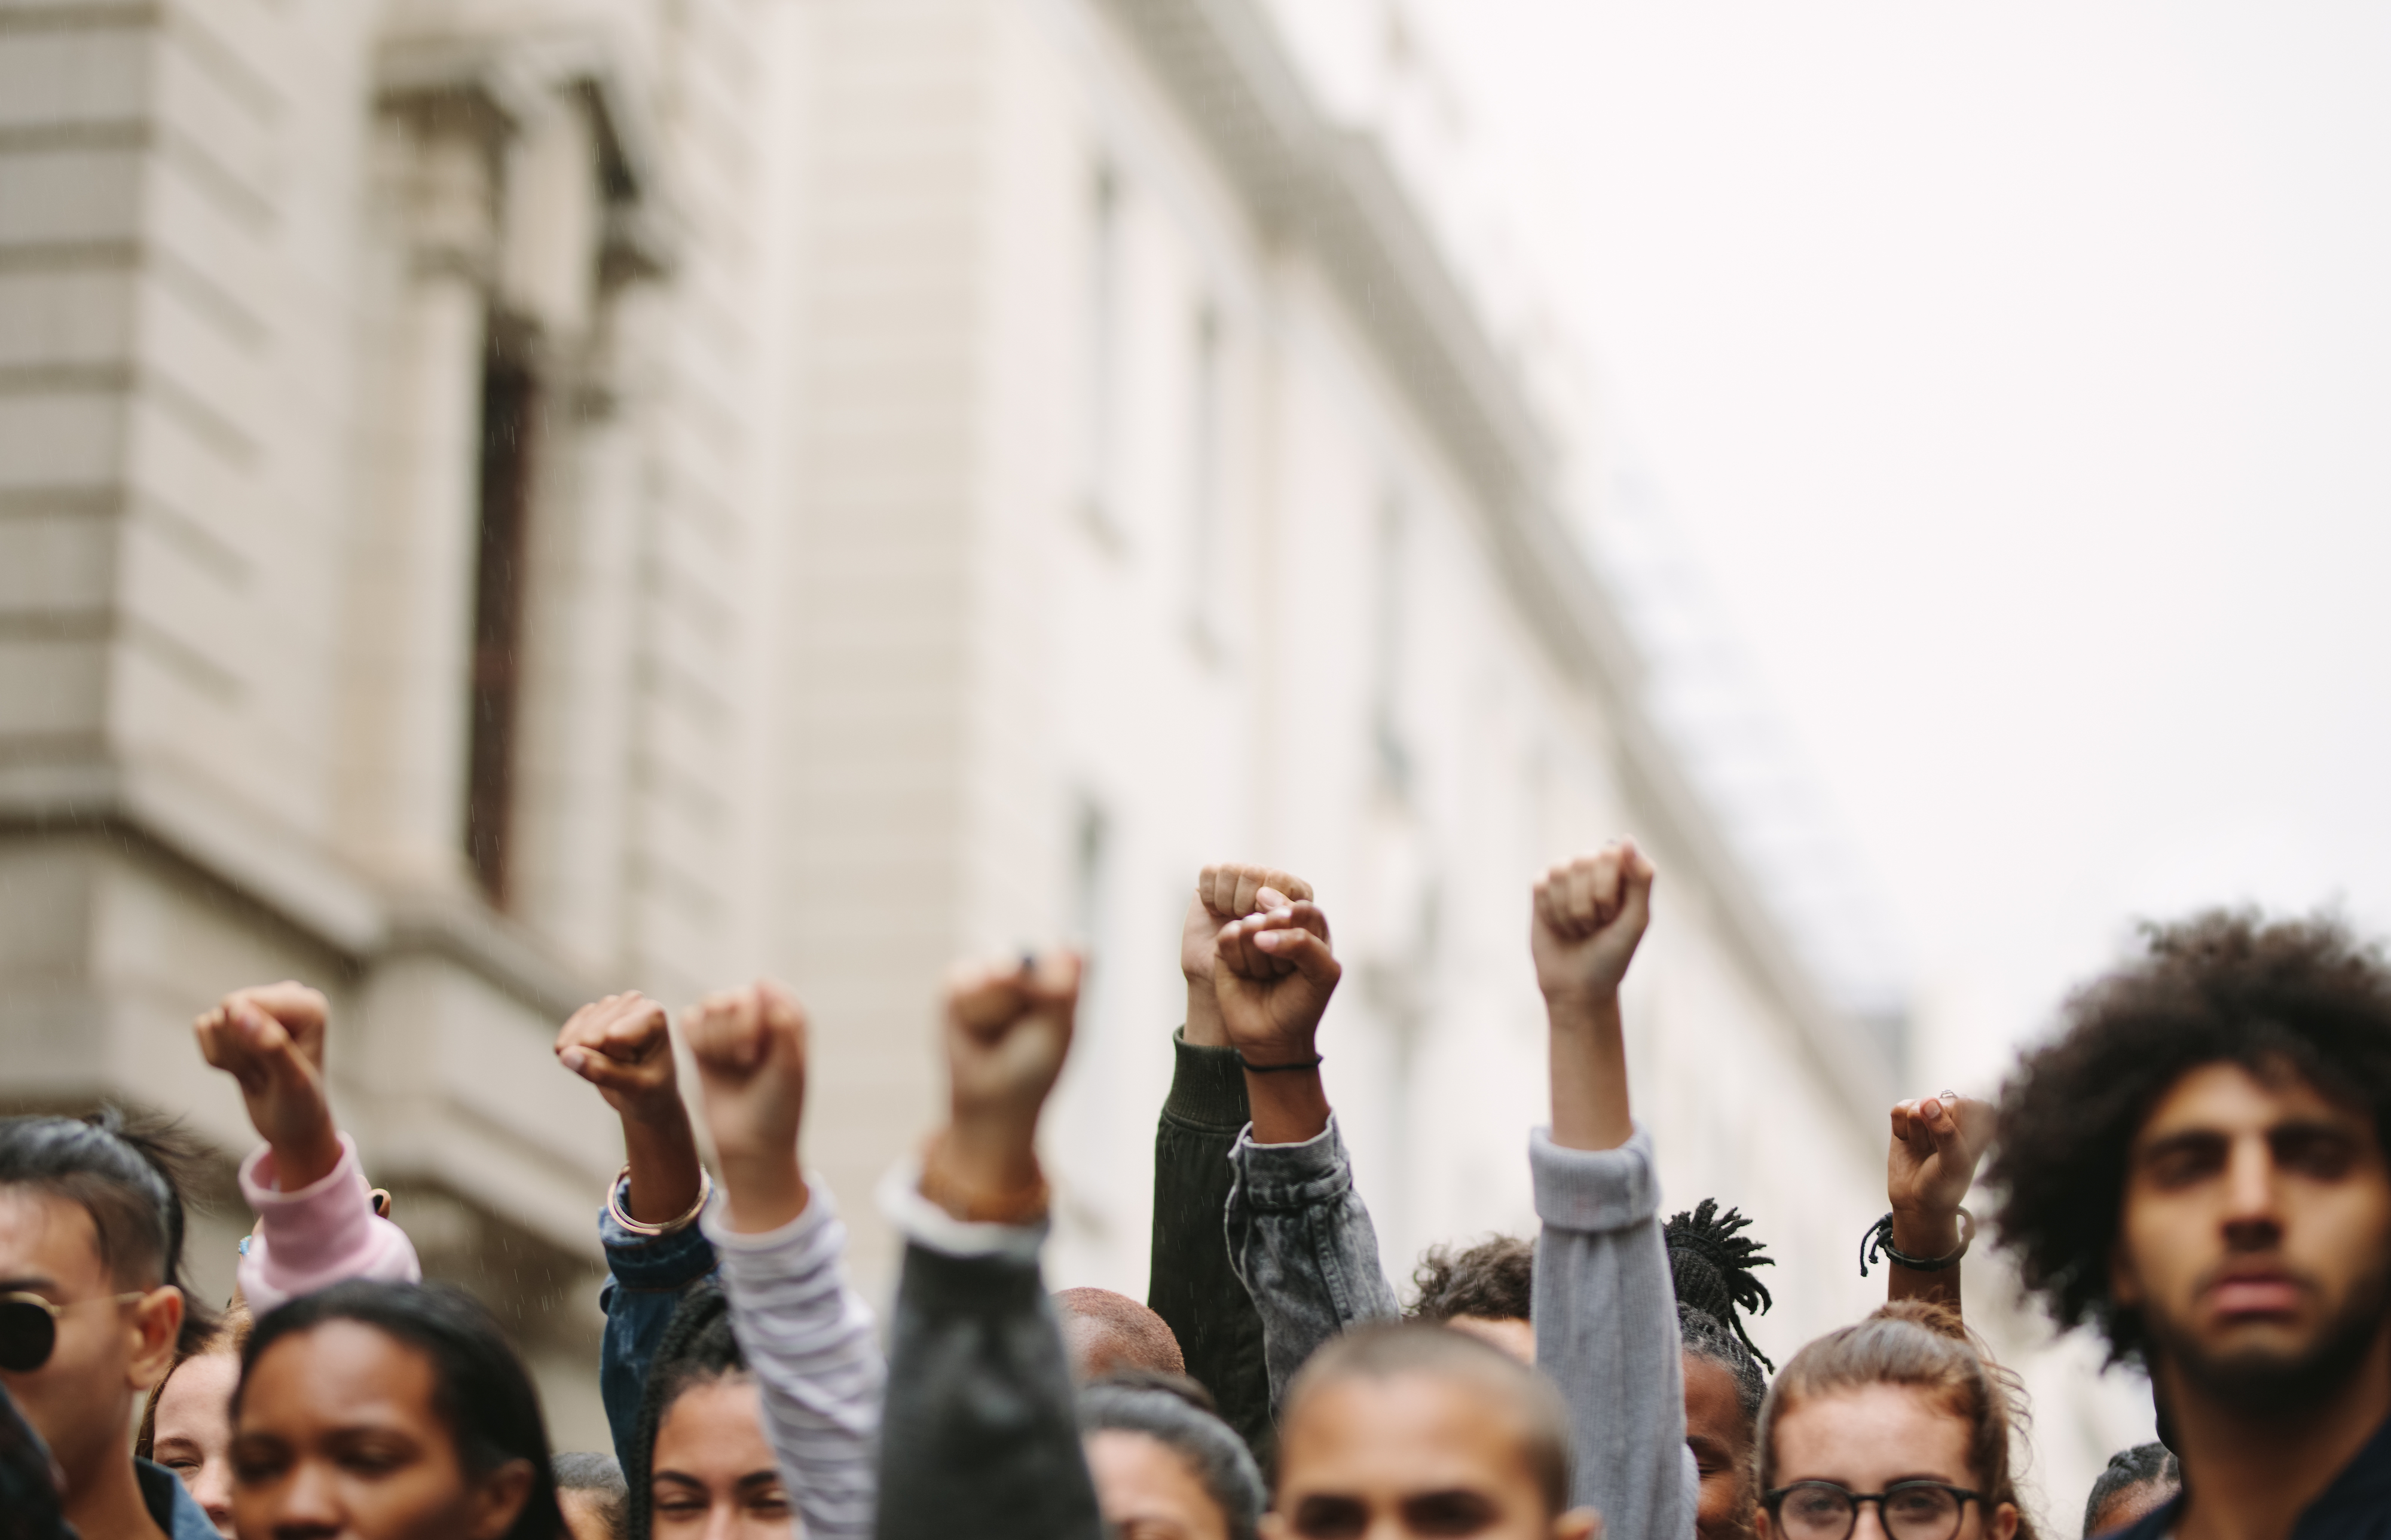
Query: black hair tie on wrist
1859,1208,1974,1276
1238,1054,1323,1073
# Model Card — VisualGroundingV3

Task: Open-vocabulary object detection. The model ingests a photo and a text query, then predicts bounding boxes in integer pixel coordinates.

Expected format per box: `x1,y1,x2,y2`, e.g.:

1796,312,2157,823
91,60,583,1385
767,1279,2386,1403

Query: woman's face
1758,1386,2018,1540
1682,1352,1755,1540
154,1349,242,1535
649,1374,793,1538
1084,1428,1229,1540
230,1320,534,1540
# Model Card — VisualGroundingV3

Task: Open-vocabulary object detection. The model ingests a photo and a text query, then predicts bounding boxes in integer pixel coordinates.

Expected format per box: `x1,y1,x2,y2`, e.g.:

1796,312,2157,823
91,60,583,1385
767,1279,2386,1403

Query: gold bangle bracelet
606,1163,713,1237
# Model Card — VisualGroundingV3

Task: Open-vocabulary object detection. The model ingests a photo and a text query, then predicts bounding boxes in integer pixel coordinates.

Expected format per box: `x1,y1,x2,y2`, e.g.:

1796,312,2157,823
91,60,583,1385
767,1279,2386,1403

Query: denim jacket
1225,1116,1697,1540
1222,1114,1402,1411
597,1174,720,1469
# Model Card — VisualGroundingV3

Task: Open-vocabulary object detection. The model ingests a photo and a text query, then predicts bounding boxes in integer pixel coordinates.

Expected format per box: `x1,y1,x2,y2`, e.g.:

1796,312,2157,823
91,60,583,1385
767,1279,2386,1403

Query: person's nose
2222,1133,2285,1250
1852,1500,1894,1540
194,1452,236,1533
265,1459,344,1540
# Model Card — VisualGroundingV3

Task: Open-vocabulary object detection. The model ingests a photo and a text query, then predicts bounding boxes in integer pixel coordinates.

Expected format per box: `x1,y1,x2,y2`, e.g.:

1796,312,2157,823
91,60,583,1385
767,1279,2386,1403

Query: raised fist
943,952,1081,1129
1530,841,1655,1008
195,982,338,1188
682,980,811,1164
1212,901,1341,1068
1181,864,1314,1046
1887,1091,1993,1231
554,992,680,1127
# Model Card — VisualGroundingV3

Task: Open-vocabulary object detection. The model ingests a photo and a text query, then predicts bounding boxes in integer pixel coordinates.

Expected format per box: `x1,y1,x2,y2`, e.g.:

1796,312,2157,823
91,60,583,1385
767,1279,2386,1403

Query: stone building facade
1,0,1897,1445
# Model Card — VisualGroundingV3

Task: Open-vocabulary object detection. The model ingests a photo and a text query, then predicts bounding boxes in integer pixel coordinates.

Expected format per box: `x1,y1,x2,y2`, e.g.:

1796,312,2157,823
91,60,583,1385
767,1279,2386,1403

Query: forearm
1149,1031,1273,1460
708,1189,883,1540
1530,1125,1694,1536
876,1169,1100,1540
1886,1208,1964,1311
597,1174,721,1466
1547,993,1632,1151
622,1106,705,1225
1224,1117,1400,1412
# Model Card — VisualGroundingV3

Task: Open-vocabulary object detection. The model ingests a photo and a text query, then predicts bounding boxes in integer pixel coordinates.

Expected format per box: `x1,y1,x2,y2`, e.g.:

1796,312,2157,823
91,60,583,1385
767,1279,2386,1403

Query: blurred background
5,0,2385,1524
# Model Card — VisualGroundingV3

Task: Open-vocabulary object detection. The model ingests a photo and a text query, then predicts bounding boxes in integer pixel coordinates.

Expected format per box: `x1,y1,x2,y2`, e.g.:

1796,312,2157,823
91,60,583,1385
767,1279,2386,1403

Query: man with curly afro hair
1988,910,2391,1540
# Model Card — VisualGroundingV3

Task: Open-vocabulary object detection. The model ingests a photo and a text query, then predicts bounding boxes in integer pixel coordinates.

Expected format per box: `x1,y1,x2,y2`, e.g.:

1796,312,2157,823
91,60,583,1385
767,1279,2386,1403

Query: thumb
561,1046,650,1096
1922,1096,1968,1165
1616,842,1655,931
234,1003,307,1079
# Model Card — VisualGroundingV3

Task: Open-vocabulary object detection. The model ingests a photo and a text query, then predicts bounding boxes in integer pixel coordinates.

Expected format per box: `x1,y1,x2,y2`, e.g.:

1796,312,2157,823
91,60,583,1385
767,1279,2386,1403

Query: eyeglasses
0,1291,148,1373
1763,1481,1982,1540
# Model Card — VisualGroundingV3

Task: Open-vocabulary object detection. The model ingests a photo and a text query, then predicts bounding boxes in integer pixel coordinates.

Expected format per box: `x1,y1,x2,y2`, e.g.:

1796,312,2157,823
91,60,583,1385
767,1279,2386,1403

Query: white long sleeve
701,1183,884,1539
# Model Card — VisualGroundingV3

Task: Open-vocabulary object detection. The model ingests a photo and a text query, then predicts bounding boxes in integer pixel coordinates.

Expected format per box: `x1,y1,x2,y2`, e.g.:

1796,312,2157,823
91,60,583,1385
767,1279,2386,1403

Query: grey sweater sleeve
1224,1115,1402,1412
1530,1122,1698,1539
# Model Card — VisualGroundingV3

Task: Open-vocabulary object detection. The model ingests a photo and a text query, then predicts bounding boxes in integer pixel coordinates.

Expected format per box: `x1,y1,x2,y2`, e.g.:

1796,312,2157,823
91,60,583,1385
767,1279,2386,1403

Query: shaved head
1055,1288,1185,1379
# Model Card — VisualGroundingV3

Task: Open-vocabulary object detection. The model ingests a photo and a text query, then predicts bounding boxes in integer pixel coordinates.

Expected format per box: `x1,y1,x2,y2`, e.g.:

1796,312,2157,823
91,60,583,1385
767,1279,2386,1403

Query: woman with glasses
1755,1302,2033,1540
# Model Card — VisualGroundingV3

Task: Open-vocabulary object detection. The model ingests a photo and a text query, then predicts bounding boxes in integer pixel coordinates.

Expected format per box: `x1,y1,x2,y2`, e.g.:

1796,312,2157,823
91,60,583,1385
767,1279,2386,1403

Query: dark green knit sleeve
1147,1028,1274,1468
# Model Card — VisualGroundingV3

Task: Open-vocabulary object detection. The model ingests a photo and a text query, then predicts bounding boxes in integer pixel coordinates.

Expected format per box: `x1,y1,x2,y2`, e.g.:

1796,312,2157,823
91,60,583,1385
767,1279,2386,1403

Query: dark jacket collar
2103,1415,2391,1540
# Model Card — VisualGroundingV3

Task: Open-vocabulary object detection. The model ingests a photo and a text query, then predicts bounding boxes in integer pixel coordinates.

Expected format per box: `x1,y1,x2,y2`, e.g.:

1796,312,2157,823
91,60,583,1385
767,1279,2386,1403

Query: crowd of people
4,841,2389,1539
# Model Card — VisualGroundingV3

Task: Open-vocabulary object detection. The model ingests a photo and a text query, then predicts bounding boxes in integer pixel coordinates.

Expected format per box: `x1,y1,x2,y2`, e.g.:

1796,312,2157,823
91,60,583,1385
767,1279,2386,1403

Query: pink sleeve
236,1134,421,1313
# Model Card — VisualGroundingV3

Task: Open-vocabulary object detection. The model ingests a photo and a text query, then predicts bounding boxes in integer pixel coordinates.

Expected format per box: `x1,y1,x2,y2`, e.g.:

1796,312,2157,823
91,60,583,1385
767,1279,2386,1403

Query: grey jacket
1223,1116,1696,1540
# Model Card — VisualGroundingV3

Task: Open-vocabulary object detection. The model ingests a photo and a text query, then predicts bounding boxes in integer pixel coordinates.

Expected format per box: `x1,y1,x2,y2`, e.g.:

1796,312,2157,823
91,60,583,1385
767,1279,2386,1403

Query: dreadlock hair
1665,1199,1774,1372
627,1278,748,1540
0,1108,218,1357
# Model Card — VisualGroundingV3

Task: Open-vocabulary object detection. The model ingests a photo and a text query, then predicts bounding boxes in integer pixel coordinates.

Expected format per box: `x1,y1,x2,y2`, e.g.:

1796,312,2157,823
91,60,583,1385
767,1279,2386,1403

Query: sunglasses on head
0,1291,148,1373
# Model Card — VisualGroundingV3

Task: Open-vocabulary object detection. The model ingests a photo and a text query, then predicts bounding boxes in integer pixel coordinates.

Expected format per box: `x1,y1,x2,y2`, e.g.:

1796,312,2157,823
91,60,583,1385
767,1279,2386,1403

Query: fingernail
561,1048,586,1072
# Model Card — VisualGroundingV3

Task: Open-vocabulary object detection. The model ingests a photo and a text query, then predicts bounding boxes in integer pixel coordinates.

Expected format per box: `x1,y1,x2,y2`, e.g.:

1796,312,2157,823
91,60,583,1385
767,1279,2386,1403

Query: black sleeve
875,1239,1102,1540
1148,1028,1276,1467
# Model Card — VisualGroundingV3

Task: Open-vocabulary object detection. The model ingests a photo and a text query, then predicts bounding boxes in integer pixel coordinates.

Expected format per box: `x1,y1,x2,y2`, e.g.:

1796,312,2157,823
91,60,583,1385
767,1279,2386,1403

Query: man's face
0,1187,173,1487
2112,1060,2391,1407
1265,1371,1597,1540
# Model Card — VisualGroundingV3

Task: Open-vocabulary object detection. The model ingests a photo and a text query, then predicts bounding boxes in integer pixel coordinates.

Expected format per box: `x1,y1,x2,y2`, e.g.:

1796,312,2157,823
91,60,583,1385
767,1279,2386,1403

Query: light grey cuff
1528,1120,1662,1233
876,1155,1047,1263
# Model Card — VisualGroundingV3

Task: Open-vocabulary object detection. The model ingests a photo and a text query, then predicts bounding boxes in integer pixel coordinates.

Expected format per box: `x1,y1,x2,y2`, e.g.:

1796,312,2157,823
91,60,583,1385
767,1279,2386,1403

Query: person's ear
1988,1501,2020,1540
1554,1505,1603,1540
465,1457,536,1540
1756,1504,1778,1540
1258,1513,1291,1540
127,1285,185,1391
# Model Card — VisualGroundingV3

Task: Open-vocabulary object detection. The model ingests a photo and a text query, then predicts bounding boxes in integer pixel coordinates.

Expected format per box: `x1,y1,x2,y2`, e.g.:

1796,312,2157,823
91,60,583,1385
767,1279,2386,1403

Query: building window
1081,158,1124,543
1185,301,1224,648
464,321,540,903
1371,491,1411,795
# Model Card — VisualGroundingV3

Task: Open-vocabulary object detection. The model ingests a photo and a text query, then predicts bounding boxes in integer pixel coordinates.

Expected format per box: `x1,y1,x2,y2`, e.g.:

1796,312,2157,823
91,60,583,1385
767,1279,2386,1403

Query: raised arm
683,979,883,1540
554,991,718,1465
875,953,1103,1540
1149,864,1309,1459
1879,1091,1993,1311
1217,894,1401,1410
194,982,420,1312
1528,842,1698,1540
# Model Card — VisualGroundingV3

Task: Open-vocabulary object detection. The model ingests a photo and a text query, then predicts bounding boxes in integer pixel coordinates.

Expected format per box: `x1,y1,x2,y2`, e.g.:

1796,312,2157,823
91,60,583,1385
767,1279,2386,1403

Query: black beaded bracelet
1858,1208,1974,1276
1239,1054,1323,1073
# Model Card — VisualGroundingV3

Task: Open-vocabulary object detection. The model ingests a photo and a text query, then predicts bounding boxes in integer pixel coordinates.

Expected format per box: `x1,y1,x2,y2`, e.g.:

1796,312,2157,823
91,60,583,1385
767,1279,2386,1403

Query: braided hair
626,1279,748,1540
1665,1199,1774,1368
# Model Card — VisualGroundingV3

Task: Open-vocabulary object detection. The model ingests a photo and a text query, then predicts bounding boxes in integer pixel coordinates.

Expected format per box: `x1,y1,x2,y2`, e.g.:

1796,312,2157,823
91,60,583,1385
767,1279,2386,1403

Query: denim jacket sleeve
1148,1030,1273,1461
873,1162,1102,1540
1223,1114,1401,1413
1530,1122,1698,1539
598,1175,720,1469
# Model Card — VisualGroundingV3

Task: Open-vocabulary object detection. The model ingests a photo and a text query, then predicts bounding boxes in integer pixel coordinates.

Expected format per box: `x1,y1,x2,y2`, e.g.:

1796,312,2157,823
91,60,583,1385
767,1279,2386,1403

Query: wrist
1182,982,1229,1048
942,1110,1042,1195
1542,987,1623,1025
270,1119,343,1191
1889,1208,1963,1258
619,1092,693,1132
1244,1068,1329,1145
717,1152,809,1233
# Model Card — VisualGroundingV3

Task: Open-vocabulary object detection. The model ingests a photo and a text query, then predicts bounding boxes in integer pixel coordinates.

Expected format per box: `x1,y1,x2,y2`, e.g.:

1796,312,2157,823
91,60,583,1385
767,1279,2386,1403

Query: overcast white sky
1406,1,2391,1074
